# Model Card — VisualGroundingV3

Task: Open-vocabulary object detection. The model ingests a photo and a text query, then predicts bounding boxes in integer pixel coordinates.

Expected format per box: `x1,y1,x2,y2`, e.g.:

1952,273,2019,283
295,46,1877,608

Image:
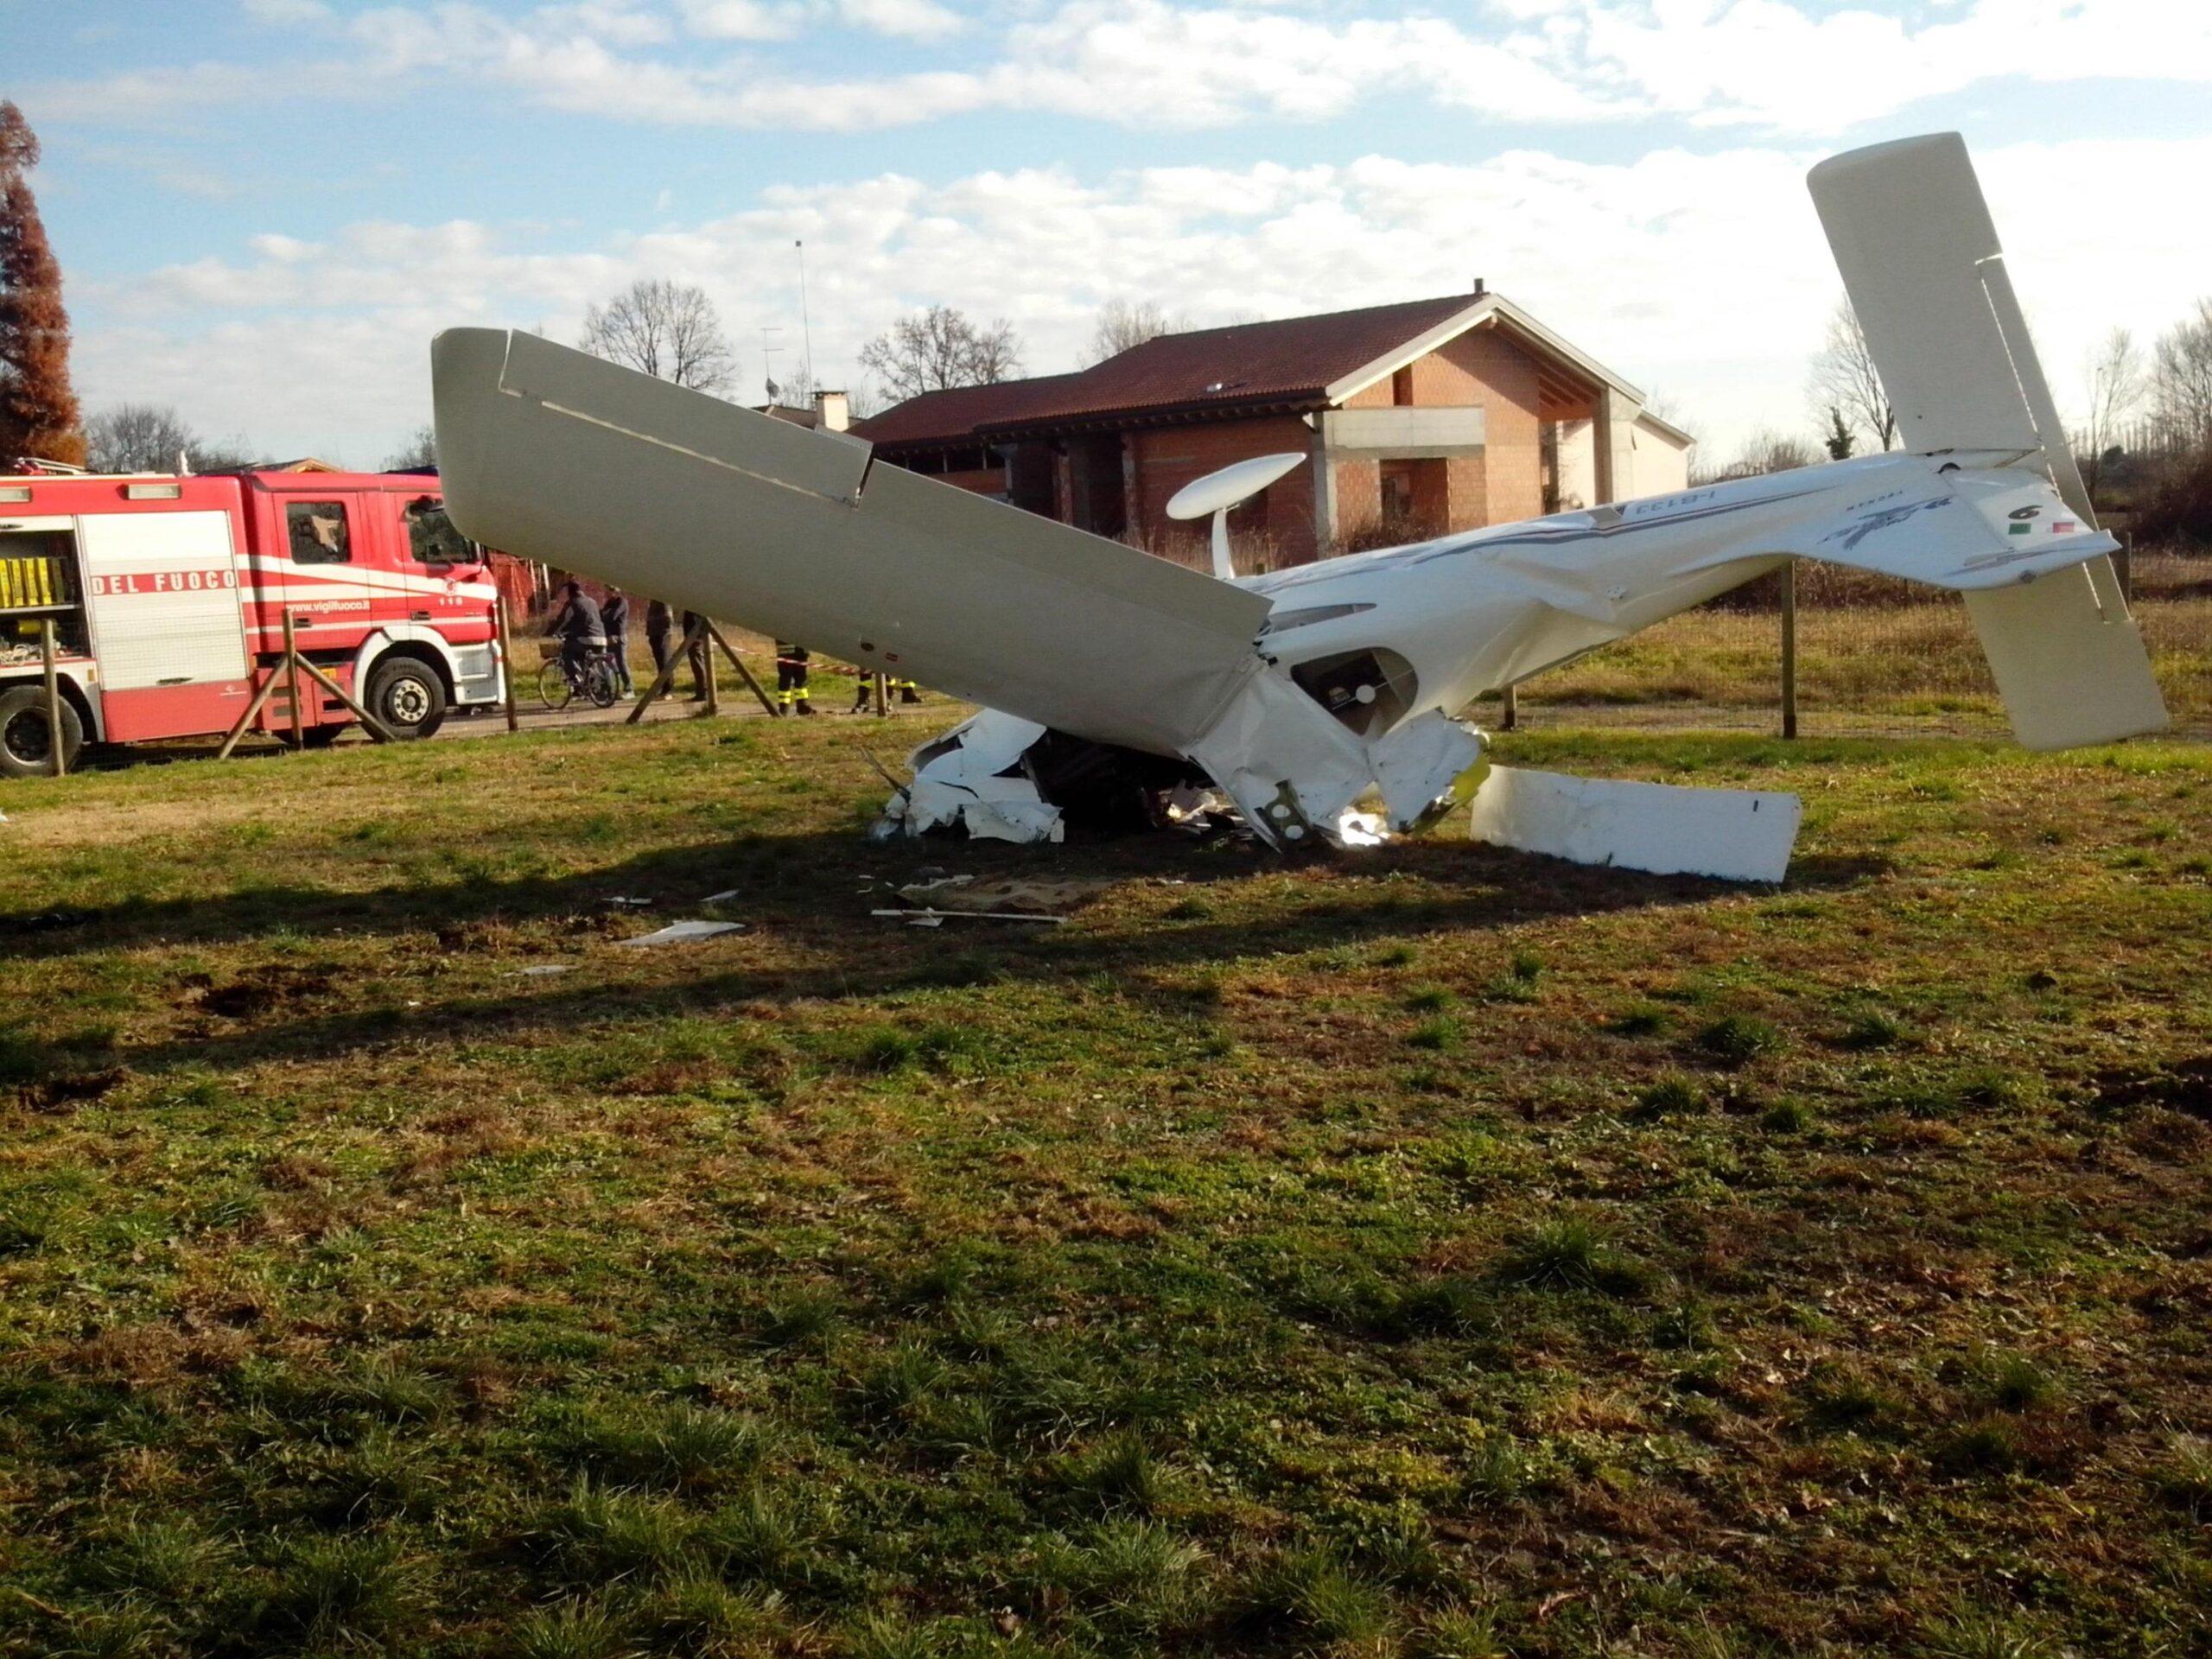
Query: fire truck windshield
404,497,477,567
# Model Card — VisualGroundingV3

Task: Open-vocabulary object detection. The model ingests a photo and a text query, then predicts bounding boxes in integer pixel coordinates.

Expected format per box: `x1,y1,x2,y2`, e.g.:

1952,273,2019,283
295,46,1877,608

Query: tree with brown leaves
0,102,84,470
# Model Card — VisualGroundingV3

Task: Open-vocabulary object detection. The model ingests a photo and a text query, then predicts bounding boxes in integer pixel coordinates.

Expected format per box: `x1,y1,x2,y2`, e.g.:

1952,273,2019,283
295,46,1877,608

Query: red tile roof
849,372,1084,448
854,293,1481,450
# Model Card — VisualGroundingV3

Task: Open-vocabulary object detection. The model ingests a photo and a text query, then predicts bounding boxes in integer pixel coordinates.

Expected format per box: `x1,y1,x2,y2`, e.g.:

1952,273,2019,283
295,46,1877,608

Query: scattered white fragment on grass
511,964,575,977
615,919,747,947
701,889,741,905
871,906,1064,925
605,895,655,908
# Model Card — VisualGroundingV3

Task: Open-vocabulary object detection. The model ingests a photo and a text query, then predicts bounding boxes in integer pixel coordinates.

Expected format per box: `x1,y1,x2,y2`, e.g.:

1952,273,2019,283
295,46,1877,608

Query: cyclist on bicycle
546,580,607,693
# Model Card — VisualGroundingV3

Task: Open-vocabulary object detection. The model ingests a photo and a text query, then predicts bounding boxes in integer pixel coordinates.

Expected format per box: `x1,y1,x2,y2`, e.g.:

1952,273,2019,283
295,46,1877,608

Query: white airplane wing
431,327,1269,760
1808,132,2165,751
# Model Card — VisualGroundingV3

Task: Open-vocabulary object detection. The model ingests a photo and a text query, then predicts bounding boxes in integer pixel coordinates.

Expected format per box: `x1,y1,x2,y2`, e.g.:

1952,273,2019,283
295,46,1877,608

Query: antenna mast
795,239,815,396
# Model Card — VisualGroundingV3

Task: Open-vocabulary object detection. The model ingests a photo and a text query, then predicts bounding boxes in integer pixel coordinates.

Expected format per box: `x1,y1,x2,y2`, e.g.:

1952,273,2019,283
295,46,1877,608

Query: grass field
1509,572,2212,738
3,715,2209,1658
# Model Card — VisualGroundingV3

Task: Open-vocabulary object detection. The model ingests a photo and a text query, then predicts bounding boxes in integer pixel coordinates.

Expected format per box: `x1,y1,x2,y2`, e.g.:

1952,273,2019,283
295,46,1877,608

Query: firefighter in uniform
774,641,816,715
848,668,923,711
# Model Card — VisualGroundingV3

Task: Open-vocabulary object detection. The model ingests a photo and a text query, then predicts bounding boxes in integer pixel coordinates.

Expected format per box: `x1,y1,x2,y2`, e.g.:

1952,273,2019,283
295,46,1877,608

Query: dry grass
0,714,2208,1656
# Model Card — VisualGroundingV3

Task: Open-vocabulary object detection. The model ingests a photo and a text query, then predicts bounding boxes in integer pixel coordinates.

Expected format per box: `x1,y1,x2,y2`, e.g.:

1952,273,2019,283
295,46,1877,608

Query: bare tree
85,403,195,473
578,278,736,394
859,305,1022,404
1808,299,1895,453
1083,298,1185,366
385,423,437,472
2077,327,2143,505
1694,427,1819,485
763,363,815,409
2152,297,2212,448
84,402,257,474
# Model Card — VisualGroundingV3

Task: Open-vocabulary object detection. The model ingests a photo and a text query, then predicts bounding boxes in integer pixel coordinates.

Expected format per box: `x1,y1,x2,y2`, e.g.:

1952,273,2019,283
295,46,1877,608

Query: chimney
815,389,849,433
1471,276,1487,298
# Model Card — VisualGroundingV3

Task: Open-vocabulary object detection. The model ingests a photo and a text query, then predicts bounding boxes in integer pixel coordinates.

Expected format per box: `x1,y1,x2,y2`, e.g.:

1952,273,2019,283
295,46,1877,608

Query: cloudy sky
13,0,2212,467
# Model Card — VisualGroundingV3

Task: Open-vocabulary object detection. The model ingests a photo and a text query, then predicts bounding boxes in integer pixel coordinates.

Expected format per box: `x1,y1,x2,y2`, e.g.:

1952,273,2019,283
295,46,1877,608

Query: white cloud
677,0,801,38
832,0,964,40
74,133,2212,467
241,0,333,23
1553,0,2212,133
36,0,2212,136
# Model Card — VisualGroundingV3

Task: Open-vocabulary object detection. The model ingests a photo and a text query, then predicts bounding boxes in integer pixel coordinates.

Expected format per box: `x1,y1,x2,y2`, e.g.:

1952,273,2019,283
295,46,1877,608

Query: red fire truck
0,469,505,777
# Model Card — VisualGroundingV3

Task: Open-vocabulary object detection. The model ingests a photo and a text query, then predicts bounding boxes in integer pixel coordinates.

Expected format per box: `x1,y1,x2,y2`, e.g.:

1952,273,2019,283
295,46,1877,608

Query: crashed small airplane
432,134,2167,883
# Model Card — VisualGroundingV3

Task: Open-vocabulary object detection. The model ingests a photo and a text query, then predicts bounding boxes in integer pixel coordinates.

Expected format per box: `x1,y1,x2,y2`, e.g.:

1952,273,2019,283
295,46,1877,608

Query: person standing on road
681,610,710,702
774,640,816,715
546,580,606,690
600,586,633,696
645,598,676,688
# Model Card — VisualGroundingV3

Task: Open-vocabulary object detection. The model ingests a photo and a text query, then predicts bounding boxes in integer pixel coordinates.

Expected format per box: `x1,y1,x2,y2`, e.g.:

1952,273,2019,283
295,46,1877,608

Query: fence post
282,608,307,749
1780,562,1799,741
874,671,887,718
702,624,721,715
495,594,520,733
2113,530,2132,603
40,619,65,778
1501,683,1518,732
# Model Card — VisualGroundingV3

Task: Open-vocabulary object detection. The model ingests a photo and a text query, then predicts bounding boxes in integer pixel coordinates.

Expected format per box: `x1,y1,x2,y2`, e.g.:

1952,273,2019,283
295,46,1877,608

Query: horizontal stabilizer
1963,563,2170,750
1771,465,2117,591
1467,767,1801,883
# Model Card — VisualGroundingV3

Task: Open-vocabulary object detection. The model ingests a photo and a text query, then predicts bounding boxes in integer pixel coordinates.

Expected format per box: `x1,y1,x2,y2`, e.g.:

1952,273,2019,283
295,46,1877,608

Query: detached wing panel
433,328,1268,758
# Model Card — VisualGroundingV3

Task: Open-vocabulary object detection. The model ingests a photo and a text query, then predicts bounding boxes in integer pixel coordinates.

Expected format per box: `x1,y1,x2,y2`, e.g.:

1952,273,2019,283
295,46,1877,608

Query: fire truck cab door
79,511,251,741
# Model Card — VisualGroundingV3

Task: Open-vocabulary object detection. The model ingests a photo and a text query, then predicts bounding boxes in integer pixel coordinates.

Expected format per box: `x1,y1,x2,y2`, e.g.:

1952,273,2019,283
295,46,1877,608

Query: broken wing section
432,327,1270,759
1468,767,1801,884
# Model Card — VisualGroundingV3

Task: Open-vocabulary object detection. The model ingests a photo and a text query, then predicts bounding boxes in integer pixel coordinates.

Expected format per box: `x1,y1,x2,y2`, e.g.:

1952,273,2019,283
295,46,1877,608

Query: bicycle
538,644,623,711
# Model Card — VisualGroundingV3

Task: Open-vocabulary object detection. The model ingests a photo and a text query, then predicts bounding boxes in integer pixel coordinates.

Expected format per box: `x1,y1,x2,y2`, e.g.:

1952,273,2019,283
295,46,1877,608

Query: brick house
850,288,1694,569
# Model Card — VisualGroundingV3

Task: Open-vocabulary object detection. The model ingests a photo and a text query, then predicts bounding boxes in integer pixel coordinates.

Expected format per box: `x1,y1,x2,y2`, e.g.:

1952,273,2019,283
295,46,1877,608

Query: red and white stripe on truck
0,469,505,775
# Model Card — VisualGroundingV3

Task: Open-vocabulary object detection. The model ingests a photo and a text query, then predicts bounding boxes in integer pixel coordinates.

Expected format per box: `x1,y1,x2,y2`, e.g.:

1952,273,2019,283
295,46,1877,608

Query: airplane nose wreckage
432,134,2167,884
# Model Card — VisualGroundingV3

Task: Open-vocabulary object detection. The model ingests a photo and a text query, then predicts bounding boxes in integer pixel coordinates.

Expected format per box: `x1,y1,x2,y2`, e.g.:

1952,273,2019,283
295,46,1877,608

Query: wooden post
216,662,289,760
282,608,306,750
874,671,887,718
704,624,780,719
1780,561,1799,741
40,620,65,778
626,638,686,724
495,594,521,733
2113,530,2132,603
702,620,721,715
291,657,398,743
1500,682,1518,732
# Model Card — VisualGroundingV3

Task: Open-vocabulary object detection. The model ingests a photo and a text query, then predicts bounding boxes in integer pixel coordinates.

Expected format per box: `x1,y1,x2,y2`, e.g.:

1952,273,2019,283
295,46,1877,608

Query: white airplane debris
614,920,746,947
1466,767,1802,884
872,907,1065,926
431,133,2165,885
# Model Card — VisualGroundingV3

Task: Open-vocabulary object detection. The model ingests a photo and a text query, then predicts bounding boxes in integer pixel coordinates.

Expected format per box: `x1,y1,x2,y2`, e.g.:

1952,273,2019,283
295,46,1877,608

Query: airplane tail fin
1808,134,2167,750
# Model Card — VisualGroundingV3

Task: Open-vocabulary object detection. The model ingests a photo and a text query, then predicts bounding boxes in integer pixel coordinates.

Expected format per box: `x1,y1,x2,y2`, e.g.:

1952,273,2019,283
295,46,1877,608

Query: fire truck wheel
365,658,448,740
0,685,85,779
